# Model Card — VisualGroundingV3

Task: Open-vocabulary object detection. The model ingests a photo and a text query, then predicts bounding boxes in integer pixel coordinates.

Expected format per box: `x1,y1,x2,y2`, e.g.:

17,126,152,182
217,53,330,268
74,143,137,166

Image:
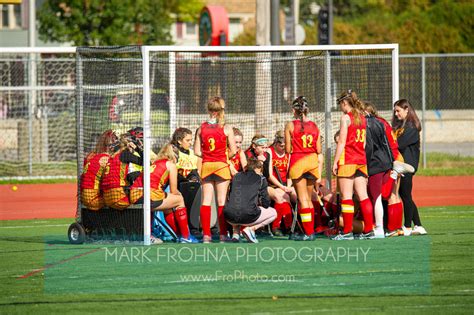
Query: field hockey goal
73,44,399,245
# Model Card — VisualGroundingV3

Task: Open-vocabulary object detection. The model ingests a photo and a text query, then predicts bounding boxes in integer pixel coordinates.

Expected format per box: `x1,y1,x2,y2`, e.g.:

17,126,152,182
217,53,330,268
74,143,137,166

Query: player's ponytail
292,96,309,132
337,90,364,126
207,96,226,126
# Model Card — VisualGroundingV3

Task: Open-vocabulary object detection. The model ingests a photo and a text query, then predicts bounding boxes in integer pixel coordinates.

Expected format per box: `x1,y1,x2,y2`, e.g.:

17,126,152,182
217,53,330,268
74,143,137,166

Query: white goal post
141,44,399,245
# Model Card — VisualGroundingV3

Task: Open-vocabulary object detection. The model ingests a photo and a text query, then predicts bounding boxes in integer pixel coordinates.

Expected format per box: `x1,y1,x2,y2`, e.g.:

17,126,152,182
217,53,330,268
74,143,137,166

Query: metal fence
0,48,472,179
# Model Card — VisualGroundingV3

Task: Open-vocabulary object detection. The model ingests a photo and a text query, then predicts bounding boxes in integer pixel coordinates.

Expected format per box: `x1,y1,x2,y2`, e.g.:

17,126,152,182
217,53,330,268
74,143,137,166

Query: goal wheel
68,223,86,244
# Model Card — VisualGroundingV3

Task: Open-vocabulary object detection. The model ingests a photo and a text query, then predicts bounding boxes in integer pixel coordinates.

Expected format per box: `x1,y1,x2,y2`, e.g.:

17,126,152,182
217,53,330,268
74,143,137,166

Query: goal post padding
76,44,398,244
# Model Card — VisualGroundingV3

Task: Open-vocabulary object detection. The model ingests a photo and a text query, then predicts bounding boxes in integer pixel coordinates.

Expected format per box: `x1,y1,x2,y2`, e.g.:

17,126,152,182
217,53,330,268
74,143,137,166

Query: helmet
126,127,144,151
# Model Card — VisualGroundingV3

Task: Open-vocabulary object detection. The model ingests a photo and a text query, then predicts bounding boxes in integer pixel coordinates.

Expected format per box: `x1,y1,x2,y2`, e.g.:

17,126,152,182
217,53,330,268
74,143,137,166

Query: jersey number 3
301,134,313,148
208,137,216,151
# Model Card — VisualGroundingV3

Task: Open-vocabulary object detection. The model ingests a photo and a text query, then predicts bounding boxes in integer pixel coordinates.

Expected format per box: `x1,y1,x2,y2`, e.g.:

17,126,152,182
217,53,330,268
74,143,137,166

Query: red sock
281,203,293,229
298,207,314,236
174,207,190,239
341,199,354,234
382,176,395,199
200,205,211,236
217,206,227,236
360,198,374,233
394,202,403,230
387,202,403,231
272,203,285,229
164,211,178,234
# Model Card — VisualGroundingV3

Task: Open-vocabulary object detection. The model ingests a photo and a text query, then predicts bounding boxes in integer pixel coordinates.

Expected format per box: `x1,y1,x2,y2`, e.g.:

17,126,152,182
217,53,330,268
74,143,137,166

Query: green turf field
1,206,473,314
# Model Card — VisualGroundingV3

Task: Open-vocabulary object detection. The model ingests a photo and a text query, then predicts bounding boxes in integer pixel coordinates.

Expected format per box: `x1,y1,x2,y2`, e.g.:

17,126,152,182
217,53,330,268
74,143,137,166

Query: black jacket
224,171,271,224
365,115,393,176
396,123,420,172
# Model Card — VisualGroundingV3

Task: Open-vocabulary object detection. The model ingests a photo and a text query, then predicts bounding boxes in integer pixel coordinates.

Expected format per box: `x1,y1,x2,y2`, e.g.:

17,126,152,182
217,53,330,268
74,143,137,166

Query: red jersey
100,150,129,190
131,159,170,201
377,117,401,161
230,149,243,172
200,122,228,163
339,112,367,165
270,146,289,184
81,153,109,190
291,120,320,154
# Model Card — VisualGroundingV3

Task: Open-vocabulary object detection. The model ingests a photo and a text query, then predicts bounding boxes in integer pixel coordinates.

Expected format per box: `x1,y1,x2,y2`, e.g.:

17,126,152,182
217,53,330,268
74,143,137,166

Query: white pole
142,46,151,246
421,55,426,169
28,0,36,175
392,45,399,105
169,52,177,137
324,51,332,190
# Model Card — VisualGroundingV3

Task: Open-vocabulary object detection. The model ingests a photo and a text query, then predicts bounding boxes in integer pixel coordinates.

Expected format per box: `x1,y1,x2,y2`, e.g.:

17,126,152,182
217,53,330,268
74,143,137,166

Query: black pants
399,173,422,227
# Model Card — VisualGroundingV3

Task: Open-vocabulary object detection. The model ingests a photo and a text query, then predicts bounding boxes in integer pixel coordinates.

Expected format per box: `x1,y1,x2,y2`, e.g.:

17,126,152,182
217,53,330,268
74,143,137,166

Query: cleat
150,235,163,245
180,235,199,244
202,235,212,244
294,234,315,241
361,230,376,240
219,235,232,243
412,225,427,235
242,227,258,243
332,232,354,241
324,228,339,237
374,227,385,239
385,230,399,238
393,161,415,175
231,233,240,243
402,226,412,236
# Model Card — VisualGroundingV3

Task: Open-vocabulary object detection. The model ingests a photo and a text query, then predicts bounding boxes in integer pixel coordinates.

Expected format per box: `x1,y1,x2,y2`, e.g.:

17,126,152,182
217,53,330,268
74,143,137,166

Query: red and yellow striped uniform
230,149,243,173
337,112,368,177
130,159,170,204
288,119,320,180
200,122,231,180
100,149,130,210
80,152,109,211
270,146,289,184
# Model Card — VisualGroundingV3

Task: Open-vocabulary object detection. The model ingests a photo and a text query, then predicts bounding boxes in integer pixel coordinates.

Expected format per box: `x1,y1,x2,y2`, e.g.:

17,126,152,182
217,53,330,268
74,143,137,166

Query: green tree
38,0,203,46
234,0,473,53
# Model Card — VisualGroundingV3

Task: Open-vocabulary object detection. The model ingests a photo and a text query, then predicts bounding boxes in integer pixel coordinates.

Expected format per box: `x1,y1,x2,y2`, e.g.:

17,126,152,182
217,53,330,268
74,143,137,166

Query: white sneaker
402,226,412,236
412,225,427,235
242,227,258,243
374,227,385,239
150,235,163,245
393,161,415,175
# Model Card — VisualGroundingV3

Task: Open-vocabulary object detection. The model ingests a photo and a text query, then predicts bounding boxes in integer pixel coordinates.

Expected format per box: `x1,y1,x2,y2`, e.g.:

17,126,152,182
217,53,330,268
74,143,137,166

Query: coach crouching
224,158,277,243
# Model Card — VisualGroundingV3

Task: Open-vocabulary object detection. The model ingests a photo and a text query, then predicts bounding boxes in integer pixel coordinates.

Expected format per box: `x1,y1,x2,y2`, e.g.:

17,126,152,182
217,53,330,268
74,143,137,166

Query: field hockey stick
315,188,330,218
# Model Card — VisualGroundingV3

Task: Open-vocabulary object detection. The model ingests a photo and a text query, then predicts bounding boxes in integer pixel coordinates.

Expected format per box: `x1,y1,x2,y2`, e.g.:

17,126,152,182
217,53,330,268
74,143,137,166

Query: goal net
76,44,398,244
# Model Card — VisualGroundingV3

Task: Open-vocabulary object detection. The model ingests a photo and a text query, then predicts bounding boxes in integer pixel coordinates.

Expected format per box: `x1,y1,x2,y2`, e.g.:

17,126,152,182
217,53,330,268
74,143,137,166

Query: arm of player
194,127,202,157
284,121,293,154
167,162,180,195
240,150,247,170
225,124,237,159
332,115,349,176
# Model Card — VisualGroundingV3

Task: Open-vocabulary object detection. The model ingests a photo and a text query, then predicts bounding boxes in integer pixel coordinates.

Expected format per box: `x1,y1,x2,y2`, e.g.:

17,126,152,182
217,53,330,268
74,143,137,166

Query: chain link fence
0,49,472,179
